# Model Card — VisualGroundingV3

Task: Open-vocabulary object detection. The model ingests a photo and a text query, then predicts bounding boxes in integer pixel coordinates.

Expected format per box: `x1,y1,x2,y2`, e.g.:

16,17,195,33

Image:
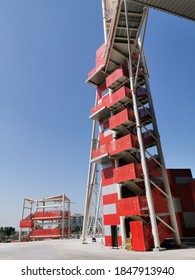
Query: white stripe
103,225,111,236
103,203,116,215
104,128,113,136
102,184,118,195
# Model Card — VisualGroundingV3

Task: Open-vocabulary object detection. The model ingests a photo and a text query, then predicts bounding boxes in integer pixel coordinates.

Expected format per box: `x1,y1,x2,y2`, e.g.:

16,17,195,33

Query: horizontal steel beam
129,0,195,21
117,26,138,31
120,11,143,17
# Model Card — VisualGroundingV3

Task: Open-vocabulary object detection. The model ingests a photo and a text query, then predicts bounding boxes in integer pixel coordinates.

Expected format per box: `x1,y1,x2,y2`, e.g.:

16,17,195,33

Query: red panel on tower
106,66,129,89
113,163,142,183
97,84,107,100
130,221,153,251
104,214,120,225
31,228,70,238
109,108,135,130
88,44,106,79
103,120,110,130
104,235,122,247
92,144,109,159
104,236,112,246
20,219,34,228
91,94,110,115
116,196,148,216
102,166,114,186
99,133,112,146
103,193,118,205
109,86,131,108
34,211,64,220
118,236,122,247
109,134,138,156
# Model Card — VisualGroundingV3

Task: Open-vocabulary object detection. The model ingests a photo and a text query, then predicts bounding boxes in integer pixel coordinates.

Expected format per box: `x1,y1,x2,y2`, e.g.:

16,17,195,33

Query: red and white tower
82,0,195,251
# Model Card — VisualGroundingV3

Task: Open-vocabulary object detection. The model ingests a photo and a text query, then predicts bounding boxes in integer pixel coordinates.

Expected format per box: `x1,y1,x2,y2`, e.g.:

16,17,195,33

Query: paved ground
0,238,195,260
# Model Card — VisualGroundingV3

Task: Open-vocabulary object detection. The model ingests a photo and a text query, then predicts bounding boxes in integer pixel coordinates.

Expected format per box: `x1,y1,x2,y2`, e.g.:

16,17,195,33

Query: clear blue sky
0,0,194,229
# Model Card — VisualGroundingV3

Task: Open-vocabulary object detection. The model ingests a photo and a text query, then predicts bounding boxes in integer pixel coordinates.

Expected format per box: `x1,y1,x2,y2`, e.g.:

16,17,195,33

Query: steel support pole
134,8,148,88
92,179,102,238
42,200,45,230
34,200,38,236
30,201,33,217
124,0,161,250
101,0,107,42
62,195,65,239
82,90,98,243
87,163,98,234
30,201,33,236
19,198,26,241
35,200,38,211
138,39,181,247
82,0,109,244
67,199,71,239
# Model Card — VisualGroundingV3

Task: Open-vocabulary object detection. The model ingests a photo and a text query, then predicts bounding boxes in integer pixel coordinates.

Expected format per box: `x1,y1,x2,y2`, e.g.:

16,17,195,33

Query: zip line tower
82,0,195,251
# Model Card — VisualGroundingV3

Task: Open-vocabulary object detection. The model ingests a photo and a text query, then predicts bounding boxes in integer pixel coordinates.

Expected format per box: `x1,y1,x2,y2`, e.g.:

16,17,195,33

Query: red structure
101,168,195,250
82,1,195,251
19,194,71,241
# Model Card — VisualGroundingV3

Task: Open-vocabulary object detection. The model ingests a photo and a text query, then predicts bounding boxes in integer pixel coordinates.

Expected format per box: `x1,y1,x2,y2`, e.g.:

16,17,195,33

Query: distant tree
0,227,16,242
73,225,81,233
3,227,15,236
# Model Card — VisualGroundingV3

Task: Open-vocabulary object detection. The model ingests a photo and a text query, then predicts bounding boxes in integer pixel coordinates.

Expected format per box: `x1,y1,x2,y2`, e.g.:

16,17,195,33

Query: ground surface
0,238,195,260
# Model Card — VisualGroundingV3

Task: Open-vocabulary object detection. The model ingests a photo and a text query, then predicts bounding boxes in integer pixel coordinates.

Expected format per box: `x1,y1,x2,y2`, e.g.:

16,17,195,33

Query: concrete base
0,238,195,260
